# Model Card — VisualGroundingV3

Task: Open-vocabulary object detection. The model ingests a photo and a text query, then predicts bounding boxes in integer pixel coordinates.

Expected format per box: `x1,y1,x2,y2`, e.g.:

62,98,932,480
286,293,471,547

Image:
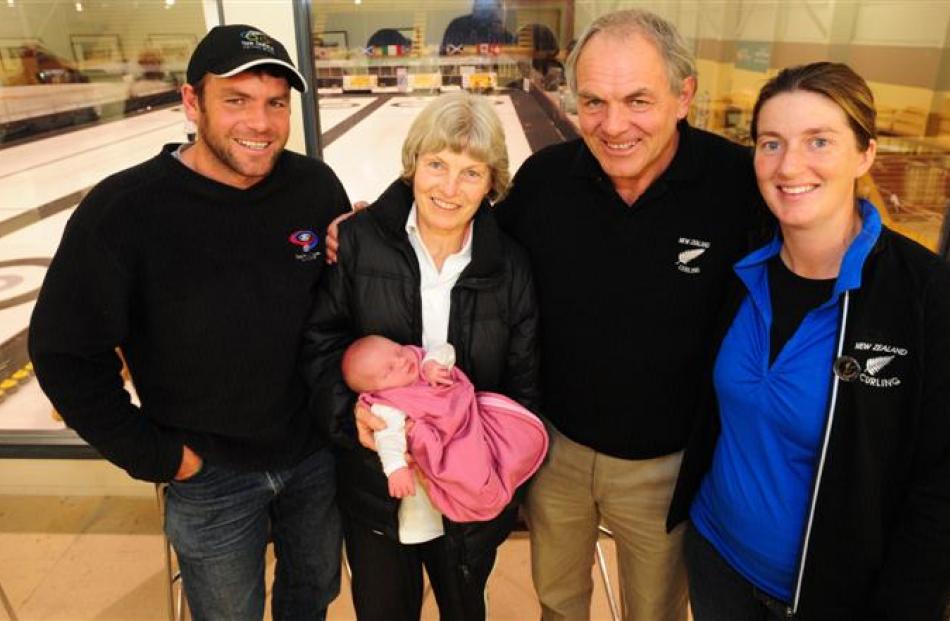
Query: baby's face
362,341,418,391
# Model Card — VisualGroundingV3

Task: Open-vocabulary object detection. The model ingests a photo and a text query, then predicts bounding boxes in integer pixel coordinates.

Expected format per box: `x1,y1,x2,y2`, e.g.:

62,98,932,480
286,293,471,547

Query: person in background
302,91,539,621
441,0,516,54
29,25,348,621
493,9,766,620
517,23,564,91
367,28,412,51
669,61,950,621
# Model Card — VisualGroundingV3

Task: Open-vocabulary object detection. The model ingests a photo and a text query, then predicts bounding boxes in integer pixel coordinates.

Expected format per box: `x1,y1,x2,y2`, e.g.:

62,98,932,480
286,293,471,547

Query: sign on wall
735,41,771,73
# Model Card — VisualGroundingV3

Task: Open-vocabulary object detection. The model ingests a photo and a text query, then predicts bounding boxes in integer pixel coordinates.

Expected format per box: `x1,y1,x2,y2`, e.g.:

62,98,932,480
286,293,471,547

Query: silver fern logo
678,248,706,265
676,237,710,274
865,355,894,376
853,342,906,388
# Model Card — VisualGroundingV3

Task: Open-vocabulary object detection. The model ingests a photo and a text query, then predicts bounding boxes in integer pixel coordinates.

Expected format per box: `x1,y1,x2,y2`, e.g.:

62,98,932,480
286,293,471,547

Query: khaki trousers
525,429,687,621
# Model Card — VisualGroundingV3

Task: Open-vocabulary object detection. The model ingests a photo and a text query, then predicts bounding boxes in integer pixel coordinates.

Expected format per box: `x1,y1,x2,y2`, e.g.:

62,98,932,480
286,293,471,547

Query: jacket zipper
790,290,851,616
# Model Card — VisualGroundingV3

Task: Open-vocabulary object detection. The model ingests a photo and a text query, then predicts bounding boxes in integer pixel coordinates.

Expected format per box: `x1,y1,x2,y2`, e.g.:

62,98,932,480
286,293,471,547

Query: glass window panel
4,0,949,459
308,0,948,252
0,0,209,454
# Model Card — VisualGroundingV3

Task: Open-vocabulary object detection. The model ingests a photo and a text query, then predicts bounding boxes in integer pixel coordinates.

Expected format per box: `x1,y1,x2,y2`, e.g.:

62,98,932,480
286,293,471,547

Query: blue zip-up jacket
690,202,882,602
670,202,950,620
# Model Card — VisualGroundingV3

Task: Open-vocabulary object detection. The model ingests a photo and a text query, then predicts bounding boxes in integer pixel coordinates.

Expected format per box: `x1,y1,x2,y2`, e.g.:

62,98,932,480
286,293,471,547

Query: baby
341,335,548,522
341,335,456,499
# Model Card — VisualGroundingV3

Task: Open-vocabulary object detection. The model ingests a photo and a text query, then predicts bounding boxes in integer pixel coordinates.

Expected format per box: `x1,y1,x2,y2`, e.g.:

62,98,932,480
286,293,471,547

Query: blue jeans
164,447,342,621
685,522,796,621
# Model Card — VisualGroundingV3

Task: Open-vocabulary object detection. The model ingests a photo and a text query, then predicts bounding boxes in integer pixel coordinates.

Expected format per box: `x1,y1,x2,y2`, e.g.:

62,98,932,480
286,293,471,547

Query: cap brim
215,58,308,93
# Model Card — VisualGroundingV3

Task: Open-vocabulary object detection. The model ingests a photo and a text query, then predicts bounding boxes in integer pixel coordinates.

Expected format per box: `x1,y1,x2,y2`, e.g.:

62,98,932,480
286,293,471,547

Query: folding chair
155,483,188,621
595,524,622,621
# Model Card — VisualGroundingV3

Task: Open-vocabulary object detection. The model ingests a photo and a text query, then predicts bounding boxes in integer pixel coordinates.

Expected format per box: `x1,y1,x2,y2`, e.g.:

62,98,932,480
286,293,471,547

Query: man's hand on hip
174,445,204,481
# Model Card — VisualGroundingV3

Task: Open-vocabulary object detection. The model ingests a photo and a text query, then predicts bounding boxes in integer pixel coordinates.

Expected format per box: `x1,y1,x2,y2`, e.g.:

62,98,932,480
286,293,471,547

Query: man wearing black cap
29,25,347,620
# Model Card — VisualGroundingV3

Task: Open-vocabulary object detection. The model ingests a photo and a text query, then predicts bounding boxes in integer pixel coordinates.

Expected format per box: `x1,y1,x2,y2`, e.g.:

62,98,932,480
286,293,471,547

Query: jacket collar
735,199,883,306
368,179,505,283
161,142,291,200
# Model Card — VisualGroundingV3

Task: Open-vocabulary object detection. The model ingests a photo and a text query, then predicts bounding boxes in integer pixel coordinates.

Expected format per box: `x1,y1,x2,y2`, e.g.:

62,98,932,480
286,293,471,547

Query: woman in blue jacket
669,62,950,620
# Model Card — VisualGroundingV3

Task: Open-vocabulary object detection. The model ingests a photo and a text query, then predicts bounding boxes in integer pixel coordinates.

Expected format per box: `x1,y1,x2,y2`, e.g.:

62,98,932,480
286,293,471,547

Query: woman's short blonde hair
400,92,510,202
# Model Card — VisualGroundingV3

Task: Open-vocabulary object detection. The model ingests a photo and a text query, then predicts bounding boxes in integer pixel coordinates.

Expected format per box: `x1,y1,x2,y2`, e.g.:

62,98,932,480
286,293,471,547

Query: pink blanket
359,348,548,522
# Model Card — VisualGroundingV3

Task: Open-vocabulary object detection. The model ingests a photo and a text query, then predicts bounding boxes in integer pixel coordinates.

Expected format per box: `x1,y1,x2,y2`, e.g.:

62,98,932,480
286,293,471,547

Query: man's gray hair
566,9,697,95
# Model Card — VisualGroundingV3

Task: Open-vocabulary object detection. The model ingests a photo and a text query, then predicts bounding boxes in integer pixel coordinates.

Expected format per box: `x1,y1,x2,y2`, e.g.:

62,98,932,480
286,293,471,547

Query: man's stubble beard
196,109,284,181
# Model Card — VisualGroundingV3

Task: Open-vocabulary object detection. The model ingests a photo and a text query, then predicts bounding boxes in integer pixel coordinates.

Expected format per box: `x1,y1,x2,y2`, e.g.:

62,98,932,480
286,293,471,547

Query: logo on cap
241,30,276,55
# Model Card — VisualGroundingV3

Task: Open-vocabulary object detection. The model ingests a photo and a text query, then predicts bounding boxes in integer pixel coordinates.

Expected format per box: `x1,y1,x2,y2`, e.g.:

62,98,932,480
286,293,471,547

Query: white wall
569,0,950,48
853,1,950,47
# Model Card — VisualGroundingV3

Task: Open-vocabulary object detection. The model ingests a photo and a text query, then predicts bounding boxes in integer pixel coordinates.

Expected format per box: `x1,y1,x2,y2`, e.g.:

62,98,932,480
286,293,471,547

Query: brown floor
0,494,624,620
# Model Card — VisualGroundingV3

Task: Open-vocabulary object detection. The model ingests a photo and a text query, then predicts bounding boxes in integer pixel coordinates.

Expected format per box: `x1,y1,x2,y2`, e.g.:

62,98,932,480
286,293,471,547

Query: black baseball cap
187,24,307,92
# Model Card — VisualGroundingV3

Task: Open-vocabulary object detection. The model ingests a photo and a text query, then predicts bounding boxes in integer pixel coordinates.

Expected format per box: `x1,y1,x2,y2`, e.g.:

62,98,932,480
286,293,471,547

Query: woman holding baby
301,92,540,621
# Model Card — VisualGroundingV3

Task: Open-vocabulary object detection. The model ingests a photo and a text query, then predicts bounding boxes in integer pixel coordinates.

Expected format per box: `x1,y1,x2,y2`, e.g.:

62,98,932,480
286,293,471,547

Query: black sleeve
28,214,182,482
500,244,541,414
300,221,359,449
493,160,533,243
873,263,950,619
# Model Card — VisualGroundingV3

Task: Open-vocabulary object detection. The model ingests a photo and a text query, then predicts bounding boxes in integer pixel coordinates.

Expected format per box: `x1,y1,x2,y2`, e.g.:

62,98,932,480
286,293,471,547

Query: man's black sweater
495,123,767,459
29,145,349,482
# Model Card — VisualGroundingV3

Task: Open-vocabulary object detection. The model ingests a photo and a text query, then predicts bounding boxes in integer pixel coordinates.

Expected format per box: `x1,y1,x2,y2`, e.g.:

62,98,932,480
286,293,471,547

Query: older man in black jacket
494,9,765,621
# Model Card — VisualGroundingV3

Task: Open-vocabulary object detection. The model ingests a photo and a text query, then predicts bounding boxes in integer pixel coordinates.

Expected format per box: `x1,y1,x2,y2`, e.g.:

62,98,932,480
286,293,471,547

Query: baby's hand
421,360,454,387
388,467,415,498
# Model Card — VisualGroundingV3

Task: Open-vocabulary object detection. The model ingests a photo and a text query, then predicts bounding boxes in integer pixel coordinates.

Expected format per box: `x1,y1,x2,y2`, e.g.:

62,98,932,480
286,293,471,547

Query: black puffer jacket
302,179,540,565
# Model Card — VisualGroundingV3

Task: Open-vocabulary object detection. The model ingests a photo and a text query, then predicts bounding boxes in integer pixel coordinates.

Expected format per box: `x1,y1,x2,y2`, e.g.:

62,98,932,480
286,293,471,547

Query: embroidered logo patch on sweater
675,237,711,274
289,230,321,261
852,341,908,388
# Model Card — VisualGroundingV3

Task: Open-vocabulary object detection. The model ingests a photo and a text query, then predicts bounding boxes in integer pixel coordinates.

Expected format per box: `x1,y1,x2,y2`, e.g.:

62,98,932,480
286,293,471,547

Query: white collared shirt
405,204,473,351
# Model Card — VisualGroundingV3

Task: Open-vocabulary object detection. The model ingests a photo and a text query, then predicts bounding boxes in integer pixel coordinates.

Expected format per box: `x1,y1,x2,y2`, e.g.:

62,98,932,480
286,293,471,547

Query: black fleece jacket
29,145,349,482
301,179,540,557
669,226,950,620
